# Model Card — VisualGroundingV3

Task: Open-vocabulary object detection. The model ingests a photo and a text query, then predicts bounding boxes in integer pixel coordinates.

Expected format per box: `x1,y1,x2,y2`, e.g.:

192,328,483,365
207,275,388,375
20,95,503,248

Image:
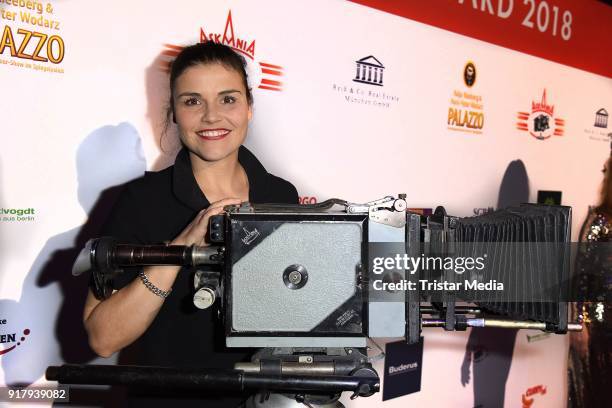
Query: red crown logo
531,89,554,116
200,10,255,60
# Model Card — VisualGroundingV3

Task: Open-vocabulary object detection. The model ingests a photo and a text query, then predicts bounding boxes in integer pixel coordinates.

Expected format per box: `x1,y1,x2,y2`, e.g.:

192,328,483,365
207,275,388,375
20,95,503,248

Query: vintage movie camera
47,196,581,407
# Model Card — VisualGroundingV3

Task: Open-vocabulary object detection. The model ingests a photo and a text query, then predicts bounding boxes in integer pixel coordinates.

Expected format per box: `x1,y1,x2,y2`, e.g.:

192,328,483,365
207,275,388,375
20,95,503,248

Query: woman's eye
184,98,200,106
222,95,236,104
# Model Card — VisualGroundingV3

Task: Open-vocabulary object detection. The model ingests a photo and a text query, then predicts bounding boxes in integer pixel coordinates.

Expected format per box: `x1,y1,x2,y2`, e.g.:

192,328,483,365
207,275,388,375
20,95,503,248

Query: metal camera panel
224,213,369,348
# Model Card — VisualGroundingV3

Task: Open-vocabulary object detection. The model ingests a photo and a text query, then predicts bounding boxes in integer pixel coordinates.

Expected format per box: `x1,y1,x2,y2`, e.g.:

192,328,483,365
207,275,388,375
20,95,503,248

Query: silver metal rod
192,246,224,265
422,318,583,331
234,362,336,376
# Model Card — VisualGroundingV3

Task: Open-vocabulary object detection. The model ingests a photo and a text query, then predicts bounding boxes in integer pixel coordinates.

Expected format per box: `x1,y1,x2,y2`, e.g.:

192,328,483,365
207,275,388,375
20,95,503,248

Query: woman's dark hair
169,41,253,114
597,155,612,215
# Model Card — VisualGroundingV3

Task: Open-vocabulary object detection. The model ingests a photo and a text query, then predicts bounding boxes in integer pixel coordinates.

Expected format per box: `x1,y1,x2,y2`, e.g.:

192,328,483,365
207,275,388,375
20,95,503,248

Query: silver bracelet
139,270,172,299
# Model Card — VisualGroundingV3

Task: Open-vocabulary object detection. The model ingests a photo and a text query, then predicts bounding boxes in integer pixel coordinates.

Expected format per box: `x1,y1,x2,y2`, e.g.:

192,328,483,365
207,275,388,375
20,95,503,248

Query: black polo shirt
97,146,298,407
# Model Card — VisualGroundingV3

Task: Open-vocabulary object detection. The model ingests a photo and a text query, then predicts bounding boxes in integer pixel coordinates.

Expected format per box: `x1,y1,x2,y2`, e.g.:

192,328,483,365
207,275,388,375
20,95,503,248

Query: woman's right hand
171,198,242,246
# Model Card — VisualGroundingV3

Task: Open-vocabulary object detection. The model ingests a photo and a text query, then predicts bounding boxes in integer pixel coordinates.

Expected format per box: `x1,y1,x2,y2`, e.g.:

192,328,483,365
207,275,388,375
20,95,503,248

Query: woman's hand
84,198,244,357
171,198,242,246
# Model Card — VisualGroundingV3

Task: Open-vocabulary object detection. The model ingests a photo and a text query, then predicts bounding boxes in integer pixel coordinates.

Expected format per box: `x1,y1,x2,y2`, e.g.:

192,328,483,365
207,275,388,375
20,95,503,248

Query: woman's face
173,63,252,164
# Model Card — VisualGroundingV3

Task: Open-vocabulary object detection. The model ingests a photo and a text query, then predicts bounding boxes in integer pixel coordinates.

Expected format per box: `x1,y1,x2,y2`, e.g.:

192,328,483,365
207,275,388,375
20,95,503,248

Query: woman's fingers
172,198,245,246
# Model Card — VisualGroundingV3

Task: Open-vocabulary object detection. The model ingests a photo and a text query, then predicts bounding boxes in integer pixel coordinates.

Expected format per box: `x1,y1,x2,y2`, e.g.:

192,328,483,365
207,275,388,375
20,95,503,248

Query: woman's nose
201,104,221,123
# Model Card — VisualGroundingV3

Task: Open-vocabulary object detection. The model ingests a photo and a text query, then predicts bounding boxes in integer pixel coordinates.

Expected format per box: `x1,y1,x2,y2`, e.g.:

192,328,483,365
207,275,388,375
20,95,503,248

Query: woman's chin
189,146,239,164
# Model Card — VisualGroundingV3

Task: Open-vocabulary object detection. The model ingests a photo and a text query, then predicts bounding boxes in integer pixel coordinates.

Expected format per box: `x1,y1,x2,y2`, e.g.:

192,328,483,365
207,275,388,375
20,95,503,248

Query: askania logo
584,108,610,143
0,207,35,222
332,55,399,109
517,89,565,140
521,384,547,408
388,362,419,376
448,61,484,134
0,318,31,356
161,10,283,92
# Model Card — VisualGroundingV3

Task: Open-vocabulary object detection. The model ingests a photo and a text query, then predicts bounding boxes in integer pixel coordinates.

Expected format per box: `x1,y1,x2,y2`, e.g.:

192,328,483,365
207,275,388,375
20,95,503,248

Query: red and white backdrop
0,0,610,406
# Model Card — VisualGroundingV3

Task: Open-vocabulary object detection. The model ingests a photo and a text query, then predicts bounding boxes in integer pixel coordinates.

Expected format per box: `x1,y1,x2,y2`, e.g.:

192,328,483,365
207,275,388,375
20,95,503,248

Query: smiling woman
81,42,298,408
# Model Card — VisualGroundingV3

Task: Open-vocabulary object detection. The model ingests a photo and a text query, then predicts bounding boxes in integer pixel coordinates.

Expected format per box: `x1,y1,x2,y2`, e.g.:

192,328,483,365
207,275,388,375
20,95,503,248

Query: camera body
207,198,408,348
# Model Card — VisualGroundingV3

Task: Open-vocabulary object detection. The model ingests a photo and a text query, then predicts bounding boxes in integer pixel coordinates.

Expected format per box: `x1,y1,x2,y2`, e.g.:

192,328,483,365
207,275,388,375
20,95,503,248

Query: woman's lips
196,129,231,141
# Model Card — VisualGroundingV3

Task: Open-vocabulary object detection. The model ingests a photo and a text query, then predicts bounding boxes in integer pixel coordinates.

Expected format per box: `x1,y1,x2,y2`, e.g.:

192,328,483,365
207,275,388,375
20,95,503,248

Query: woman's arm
83,198,241,357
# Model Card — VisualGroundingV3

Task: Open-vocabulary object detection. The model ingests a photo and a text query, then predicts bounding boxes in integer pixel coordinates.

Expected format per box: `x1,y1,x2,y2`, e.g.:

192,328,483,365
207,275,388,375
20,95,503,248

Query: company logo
463,61,476,87
299,196,318,205
448,61,484,134
335,309,358,328
584,108,610,143
521,384,547,408
517,89,565,140
161,10,283,92
0,318,30,356
332,55,399,109
0,1,65,74
595,108,608,128
353,56,384,86
241,227,260,245
0,207,35,222
388,362,419,375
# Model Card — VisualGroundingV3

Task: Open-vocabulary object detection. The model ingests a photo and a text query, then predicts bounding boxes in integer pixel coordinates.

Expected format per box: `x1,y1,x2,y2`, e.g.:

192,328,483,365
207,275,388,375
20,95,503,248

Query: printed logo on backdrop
517,89,565,140
0,318,30,356
448,61,484,134
299,196,318,205
0,1,65,74
331,55,400,109
0,207,35,222
521,384,547,408
584,108,610,143
161,10,283,92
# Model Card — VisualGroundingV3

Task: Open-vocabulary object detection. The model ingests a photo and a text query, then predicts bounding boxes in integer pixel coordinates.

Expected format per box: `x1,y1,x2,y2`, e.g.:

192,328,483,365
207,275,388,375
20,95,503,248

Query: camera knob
193,287,216,309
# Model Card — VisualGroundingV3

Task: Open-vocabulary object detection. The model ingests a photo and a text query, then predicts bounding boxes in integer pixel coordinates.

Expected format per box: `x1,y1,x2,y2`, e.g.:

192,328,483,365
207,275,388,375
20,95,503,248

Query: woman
82,42,298,407
568,155,611,408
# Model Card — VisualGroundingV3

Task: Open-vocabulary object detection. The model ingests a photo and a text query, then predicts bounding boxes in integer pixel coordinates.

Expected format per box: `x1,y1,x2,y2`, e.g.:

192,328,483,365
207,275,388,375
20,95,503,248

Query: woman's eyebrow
176,92,201,98
219,89,241,95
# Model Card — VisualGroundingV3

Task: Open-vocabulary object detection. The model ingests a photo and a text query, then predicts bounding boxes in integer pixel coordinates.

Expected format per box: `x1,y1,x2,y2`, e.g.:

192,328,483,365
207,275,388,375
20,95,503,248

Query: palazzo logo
161,10,283,92
448,61,484,134
517,89,565,140
332,55,399,109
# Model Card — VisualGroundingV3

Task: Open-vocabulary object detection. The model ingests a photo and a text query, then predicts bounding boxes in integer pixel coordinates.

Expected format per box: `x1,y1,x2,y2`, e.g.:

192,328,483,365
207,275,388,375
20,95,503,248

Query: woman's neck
188,150,249,203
